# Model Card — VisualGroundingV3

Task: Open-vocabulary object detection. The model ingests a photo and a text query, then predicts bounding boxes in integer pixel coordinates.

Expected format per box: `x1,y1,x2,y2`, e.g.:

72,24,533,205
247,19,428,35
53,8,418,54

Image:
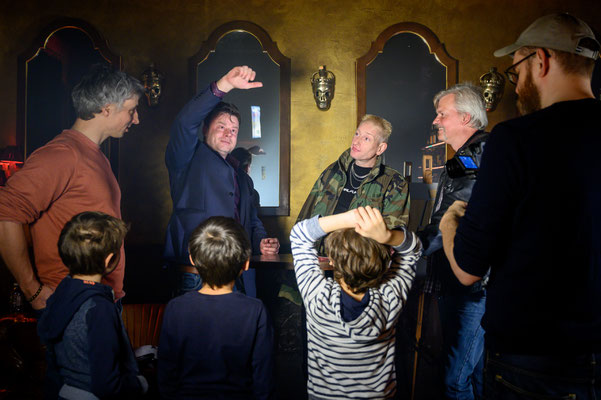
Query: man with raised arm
164,66,279,297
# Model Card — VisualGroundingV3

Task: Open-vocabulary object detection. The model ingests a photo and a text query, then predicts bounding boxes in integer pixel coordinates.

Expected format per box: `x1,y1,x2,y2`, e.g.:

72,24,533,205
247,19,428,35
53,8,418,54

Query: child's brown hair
58,211,128,276
188,216,251,288
325,228,391,294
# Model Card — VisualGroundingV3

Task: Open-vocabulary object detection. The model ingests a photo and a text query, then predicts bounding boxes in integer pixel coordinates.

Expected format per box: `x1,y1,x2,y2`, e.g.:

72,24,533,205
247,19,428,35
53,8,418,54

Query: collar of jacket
457,130,488,152
337,148,384,182
200,141,239,170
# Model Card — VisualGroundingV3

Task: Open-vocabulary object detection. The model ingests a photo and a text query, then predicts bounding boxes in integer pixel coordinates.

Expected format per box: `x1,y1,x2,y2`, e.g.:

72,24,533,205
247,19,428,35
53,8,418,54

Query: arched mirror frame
357,23,458,234
189,21,291,216
356,22,458,158
17,18,122,177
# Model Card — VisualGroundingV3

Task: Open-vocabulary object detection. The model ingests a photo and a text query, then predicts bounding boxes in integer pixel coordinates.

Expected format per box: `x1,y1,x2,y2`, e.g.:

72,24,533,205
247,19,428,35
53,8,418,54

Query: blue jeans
485,352,601,399
176,269,257,298
438,290,486,400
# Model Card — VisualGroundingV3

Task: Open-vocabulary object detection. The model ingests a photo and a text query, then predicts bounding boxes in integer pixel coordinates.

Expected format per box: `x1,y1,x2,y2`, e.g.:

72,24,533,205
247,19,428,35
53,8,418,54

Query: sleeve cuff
210,81,226,98
305,215,326,240
392,227,421,253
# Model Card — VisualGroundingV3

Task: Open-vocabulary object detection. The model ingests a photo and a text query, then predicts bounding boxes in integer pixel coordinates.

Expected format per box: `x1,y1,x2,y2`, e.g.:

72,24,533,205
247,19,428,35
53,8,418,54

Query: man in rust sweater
0,64,144,311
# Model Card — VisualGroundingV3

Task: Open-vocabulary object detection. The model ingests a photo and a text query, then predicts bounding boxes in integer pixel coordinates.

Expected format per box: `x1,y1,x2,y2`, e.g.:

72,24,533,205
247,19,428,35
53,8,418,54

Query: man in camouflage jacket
297,114,409,253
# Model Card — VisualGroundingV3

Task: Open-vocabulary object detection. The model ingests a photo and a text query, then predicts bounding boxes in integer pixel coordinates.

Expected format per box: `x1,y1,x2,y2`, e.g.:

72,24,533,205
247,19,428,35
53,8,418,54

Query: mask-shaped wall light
479,67,505,112
311,65,335,110
141,63,164,107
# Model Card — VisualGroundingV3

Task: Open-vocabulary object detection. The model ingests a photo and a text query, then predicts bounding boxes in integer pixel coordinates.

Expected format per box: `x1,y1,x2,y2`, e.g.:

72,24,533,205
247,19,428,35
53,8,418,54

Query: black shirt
333,163,372,215
455,99,601,355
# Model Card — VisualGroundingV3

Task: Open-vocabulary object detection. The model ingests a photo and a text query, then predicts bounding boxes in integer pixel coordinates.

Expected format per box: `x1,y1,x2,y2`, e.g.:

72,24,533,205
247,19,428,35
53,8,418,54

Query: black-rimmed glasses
504,52,536,85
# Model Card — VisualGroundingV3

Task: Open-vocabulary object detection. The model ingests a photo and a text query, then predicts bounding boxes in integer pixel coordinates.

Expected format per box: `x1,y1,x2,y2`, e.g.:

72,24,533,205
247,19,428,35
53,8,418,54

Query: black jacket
418,131,489,294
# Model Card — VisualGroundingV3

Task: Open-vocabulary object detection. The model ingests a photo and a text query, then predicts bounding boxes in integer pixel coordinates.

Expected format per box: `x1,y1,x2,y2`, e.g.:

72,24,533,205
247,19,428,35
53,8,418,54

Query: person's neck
339,280,366,301
450,128,478,152
199,282,235,295
72,273,102,283
71,119,106,146
354,158,376,168
204,141,229,159
539,72,595,109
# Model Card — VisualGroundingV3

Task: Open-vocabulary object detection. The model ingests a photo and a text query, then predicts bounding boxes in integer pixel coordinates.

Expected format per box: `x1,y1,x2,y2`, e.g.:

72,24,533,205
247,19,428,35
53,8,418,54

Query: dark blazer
164,86,266,265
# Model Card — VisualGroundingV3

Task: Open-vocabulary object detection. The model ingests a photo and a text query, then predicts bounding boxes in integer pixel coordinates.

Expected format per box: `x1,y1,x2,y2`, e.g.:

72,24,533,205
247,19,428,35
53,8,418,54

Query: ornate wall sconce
141,63,164,107
311,65,335,110
479,67,505,112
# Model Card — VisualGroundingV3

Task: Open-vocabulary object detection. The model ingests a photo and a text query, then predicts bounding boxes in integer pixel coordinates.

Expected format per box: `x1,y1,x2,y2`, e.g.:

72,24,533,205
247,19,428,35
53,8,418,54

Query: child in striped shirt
291,206,421,399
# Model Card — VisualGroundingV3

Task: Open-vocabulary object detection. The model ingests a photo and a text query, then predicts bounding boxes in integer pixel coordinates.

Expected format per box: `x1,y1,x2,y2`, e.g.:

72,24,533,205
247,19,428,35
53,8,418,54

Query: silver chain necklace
349,162,370,190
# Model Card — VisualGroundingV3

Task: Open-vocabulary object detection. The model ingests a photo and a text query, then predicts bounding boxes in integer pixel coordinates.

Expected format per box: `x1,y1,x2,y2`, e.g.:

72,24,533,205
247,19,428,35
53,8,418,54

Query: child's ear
105,253,115,268
243,259,250,272
189,254,195,266
104,252,120,276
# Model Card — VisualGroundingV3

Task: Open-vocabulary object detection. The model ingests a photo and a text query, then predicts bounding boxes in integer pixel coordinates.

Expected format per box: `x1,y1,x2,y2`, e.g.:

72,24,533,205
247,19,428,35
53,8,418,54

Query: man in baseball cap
439,13,601,398
494,13,599,60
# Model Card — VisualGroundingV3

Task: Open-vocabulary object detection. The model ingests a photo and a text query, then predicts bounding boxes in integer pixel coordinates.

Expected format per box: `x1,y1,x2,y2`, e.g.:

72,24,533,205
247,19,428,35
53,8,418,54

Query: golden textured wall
1,0,599,246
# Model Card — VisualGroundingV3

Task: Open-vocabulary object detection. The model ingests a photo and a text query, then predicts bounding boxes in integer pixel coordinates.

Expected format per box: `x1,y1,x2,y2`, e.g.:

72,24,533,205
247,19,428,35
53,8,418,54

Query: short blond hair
360,114,392,143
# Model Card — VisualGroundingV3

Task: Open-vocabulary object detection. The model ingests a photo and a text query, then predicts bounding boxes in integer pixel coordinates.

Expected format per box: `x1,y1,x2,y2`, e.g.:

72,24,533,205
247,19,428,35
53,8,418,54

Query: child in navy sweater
37,211,147,399
158,216,274,399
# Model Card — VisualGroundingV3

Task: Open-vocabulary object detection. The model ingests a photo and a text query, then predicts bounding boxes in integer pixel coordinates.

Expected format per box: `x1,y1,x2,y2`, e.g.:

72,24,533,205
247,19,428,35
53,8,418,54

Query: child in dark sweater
158,216,274,399
37,211,147,399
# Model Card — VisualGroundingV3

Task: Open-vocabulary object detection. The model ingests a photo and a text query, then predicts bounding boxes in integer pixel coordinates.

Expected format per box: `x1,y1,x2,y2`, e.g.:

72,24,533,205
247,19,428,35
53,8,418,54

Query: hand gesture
216,66,263,93
260,238,280,255
354,206,391,244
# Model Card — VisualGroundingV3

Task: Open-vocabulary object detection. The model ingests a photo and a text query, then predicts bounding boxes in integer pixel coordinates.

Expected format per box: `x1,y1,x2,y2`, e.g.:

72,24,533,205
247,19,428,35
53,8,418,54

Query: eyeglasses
504,52,536,85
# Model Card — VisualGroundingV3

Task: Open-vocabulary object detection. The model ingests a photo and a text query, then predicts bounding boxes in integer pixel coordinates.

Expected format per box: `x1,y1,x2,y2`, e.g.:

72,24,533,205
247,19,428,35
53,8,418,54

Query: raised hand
354,206,392,244
216,66,263,93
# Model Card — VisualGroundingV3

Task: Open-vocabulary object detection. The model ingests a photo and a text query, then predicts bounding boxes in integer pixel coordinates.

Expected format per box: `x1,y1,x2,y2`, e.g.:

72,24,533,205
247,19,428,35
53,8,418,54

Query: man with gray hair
0,64,143,311
418,82,488,399
440,13,601,397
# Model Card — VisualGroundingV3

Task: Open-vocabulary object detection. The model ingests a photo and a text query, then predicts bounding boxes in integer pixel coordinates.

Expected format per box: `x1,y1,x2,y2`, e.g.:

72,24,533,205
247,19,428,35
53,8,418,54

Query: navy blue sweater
37,276,144,398
158,290,275,400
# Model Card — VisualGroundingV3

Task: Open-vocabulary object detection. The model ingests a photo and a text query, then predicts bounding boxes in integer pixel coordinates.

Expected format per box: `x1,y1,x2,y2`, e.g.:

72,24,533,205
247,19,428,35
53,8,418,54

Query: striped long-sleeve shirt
291,216,422,399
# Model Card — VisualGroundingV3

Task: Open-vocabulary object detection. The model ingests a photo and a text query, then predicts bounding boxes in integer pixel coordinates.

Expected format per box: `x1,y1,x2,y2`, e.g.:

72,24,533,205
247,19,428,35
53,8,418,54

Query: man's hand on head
216,66,263,93
260,238,280,255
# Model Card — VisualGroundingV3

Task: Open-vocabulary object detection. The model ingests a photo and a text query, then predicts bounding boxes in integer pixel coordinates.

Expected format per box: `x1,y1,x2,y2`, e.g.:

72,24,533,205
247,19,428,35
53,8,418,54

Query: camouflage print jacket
297,149,410,240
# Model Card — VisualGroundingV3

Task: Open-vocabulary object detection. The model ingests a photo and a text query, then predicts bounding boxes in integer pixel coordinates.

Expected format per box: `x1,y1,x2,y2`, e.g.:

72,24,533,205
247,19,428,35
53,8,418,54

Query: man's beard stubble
516,67,542,116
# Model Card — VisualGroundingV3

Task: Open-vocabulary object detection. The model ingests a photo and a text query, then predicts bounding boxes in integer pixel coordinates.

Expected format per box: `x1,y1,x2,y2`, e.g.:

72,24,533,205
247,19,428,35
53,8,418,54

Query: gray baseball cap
494,13,600,59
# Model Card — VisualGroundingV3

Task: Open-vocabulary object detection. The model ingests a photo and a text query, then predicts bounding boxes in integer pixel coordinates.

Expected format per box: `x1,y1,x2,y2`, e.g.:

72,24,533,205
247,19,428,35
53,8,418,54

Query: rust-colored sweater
0,130,125,299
